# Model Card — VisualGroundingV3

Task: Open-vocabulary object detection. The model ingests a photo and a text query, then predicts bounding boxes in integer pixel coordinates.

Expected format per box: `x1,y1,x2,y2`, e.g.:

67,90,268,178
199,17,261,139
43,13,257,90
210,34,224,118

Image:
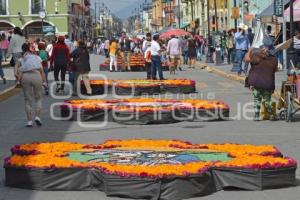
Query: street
0,54,299,200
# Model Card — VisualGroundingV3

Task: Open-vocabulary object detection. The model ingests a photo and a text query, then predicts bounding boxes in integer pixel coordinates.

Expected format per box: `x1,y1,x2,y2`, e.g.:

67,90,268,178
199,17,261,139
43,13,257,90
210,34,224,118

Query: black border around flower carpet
5,167,296,200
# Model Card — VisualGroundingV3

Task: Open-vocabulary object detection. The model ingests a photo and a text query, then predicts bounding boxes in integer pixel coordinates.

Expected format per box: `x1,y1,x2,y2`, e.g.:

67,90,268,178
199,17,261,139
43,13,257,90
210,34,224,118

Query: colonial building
0,0,91,39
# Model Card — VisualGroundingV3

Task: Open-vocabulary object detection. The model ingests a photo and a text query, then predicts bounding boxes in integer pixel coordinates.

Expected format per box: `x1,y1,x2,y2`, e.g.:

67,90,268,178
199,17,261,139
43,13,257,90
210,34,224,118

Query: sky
91,0,145,19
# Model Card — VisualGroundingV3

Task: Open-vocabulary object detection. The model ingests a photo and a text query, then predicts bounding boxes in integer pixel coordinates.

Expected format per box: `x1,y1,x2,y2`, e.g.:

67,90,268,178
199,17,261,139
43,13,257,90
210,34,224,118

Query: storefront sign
274,0,283,17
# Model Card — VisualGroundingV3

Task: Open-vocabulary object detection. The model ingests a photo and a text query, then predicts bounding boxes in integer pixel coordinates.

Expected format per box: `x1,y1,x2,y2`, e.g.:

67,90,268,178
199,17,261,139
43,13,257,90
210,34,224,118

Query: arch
0,20,16,31
21,19,59,33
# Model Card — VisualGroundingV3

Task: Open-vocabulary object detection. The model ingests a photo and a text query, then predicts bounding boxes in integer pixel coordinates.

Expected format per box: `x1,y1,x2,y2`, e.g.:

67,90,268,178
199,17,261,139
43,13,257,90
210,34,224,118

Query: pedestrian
195,36,203,61
221,31,227,62
104,38,110,58
247,39,278,121
38,42,49,95
234,24,250,75
144,42,152,79
119,31,132,71
181,36,189,65
65,35,74,53
142,33,152,53
188,37,197,69
167,34,181,74
0,49,6,84
227,31,235,64
0,33,9,62
247,28,255,46
293,29,300,68
151,34,164,80
8,27,26,66
71,40,92,96
50,36,71,94
109,37,118,72
14,43,47,127
143,33,152,79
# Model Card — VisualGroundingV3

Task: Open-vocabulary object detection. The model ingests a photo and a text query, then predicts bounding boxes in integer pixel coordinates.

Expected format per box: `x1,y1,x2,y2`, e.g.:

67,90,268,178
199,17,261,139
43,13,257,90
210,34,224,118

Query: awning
284,0,300,22
258,0,290,17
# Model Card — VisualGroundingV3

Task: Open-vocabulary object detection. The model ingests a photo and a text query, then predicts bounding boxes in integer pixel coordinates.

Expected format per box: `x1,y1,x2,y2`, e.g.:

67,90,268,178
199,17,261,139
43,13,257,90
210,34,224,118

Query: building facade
0,0,91,39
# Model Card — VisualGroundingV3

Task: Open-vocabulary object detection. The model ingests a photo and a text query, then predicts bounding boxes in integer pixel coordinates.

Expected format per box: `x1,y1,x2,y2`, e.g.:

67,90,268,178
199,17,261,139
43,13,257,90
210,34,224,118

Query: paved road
0,54,299,200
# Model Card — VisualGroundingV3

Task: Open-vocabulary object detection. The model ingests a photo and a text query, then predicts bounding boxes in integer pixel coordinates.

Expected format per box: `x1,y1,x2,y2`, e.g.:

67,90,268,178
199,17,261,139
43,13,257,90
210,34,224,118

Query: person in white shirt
14,43,47,127
64,35,74,53
167,35,181,72
151,35,164,80
8,27,26,63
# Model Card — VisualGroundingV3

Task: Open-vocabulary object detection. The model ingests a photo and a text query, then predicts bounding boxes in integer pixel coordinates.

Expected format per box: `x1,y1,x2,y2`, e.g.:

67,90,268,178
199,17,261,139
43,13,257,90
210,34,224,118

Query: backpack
39,50,48,61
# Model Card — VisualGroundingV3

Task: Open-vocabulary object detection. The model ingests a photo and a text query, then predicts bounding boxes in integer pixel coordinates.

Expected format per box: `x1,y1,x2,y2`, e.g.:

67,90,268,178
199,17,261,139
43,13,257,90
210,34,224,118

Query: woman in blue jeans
151,35,164,80
0,53,6,84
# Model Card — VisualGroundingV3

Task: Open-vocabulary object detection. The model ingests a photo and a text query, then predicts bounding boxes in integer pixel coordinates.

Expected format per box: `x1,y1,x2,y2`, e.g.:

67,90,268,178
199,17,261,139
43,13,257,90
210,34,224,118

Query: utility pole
289,0,295,70
233,0,237,30
206,0,213,63
214,0,218,32
178,0,181,28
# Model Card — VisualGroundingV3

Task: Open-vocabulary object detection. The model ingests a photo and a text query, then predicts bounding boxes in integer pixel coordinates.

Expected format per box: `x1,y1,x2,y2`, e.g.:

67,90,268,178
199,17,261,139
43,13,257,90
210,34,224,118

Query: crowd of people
2,26,93,127
2,22,298,126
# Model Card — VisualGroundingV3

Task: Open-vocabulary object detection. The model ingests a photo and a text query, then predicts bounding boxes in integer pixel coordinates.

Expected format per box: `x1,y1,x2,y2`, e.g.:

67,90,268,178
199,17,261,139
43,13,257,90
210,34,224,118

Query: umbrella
160,29,191,40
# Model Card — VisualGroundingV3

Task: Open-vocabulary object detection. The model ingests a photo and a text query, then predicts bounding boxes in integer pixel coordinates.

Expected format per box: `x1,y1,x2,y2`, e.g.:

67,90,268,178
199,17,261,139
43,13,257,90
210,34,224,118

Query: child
144,42,152,79
38,42,49,95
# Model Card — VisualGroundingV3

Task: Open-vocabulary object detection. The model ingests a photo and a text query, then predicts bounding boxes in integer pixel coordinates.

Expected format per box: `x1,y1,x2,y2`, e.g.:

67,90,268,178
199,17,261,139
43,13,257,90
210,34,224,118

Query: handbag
10,57,15,66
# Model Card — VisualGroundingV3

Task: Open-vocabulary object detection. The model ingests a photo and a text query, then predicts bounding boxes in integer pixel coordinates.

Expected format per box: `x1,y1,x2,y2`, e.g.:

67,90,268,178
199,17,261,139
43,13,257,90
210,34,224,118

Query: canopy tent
284,0,300,22
258,0,290,18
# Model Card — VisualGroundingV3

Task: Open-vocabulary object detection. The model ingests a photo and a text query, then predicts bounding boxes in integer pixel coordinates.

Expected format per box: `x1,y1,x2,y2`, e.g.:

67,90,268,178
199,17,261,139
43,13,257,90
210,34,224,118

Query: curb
196,63,281,100
0,85,21,102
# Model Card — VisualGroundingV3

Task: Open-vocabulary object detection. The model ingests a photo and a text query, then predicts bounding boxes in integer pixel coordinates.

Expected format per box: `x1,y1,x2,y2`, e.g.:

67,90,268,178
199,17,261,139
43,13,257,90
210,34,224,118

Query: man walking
167,35,181,73
119,32,131,71
151,34,164,80
234,24,250,75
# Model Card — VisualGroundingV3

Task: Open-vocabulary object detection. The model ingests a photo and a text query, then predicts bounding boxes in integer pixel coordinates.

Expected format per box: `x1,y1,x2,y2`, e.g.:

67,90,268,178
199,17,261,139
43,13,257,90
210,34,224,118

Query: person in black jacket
119,31,131,71
50,36,70,93
71,40,92,96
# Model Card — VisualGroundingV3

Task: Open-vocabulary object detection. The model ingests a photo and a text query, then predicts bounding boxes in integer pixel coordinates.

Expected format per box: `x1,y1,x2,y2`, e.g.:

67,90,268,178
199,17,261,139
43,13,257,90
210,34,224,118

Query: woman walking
247,41,278,121
50,36,70,93
0,33,9,62
0,52,6,84
14,43,47,127
188,37,197,69
71,40,92,96
109,38,118,72
8,27,26,66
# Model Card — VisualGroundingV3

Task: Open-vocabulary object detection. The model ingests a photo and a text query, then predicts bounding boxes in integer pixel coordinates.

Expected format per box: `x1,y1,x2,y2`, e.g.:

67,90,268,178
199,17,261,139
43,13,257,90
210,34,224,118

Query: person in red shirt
50,36,70,93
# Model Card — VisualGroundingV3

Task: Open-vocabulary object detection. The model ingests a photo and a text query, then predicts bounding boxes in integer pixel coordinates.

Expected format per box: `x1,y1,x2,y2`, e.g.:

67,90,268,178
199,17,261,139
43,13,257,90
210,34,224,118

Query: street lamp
206,0,214,63
289,0,295,71
39,9,46,38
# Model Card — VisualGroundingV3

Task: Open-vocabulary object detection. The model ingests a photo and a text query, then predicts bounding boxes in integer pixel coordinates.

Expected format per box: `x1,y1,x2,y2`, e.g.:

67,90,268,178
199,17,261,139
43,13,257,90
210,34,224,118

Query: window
0,0,7,15
31,0,44,14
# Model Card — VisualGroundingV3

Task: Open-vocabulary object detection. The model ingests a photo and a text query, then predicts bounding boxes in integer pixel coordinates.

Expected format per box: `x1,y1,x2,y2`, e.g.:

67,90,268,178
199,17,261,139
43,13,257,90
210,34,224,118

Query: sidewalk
196,61,285,99
0,65,18,102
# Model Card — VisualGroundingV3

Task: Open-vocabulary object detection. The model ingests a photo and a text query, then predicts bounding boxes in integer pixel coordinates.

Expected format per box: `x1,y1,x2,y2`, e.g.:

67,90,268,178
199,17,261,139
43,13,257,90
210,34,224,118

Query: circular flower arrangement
61,98,230,123
5,140,297,197
5,139,296,178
